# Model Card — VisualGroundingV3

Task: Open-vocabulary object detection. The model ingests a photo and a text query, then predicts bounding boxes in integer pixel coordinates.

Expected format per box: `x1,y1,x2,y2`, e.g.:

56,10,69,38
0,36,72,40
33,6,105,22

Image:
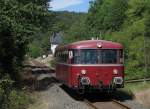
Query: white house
50,32,63,55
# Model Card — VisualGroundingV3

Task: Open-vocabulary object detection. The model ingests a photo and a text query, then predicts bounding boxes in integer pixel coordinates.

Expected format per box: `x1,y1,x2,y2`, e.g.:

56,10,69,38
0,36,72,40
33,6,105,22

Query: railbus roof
55,40,123,51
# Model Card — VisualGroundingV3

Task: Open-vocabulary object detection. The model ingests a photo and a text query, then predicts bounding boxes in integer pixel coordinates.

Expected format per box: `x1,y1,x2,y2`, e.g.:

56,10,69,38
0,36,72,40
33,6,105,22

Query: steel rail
125,78,150,83
84,99,98,109
84,99,132,109
112,99,131,109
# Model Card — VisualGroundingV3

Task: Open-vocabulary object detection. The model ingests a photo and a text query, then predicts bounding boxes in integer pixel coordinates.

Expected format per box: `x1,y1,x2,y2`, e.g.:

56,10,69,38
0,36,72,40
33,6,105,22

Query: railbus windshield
72,49,123,64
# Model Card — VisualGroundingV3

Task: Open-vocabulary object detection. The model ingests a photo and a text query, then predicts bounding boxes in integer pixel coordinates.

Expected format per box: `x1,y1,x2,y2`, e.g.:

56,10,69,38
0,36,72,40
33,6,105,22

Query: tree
144,4,150,77
0,0,53,109
0,0,53,81
87,0,128,38
64,14,90,43
103,0,128,31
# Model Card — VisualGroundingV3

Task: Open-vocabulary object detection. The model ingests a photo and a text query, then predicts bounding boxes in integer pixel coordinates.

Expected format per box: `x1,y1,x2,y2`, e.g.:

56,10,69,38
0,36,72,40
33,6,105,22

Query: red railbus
55,40,124,93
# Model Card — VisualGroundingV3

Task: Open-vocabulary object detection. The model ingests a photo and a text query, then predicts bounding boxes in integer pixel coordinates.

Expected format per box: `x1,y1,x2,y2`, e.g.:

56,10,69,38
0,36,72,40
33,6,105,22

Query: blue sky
50,0,92,12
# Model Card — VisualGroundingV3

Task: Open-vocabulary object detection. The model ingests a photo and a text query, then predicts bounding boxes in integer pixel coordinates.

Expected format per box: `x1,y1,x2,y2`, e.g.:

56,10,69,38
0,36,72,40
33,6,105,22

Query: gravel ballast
28,84,90,109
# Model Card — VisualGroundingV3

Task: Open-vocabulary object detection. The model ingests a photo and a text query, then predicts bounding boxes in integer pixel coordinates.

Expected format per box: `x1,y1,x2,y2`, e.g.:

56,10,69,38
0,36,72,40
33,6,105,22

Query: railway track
125,78,150,83
84,99,131,109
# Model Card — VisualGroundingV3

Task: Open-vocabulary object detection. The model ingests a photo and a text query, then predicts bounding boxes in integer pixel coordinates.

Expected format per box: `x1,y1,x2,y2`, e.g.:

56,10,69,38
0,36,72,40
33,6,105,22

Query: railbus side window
119,49,123,64
72,50,80,64
64,50,68,63
57,50,68,63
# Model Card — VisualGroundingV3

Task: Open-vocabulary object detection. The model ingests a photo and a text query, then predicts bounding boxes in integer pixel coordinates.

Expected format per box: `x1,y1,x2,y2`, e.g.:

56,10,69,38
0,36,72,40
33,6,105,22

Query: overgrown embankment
0,0,53,109
121,82,150,108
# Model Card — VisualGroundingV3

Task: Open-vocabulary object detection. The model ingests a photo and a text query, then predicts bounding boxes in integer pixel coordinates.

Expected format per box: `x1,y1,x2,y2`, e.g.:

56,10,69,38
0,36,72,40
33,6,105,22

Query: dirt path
134,89,150,108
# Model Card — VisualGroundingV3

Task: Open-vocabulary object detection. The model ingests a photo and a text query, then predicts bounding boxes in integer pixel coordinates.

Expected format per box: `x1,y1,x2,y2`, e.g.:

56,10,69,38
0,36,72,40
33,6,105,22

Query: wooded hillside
0,0,53,109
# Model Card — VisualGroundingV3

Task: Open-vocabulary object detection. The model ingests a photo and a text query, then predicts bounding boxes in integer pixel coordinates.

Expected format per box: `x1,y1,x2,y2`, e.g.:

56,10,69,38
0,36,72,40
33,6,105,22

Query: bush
27,41,44,58
8,90,29,109
0,76,30,109
49,59,56,69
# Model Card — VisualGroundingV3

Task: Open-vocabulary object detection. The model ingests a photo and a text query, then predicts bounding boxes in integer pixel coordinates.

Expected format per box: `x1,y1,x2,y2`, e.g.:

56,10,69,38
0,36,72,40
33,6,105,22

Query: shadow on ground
60,85,134,103
34,77,59,91
23,65,55,74
22,65,58,91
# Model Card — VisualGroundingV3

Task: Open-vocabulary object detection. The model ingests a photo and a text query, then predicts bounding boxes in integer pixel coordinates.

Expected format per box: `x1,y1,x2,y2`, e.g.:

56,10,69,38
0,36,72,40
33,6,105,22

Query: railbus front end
69,49,124,93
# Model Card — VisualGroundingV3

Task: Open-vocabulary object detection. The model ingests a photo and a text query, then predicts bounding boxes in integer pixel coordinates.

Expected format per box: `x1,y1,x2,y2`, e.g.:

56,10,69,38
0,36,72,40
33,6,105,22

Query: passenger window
119,50,123,64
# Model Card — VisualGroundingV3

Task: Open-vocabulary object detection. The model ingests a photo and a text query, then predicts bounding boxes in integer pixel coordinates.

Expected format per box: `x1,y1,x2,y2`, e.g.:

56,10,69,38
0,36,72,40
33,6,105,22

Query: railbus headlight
113,69,118,75
81,69,86,75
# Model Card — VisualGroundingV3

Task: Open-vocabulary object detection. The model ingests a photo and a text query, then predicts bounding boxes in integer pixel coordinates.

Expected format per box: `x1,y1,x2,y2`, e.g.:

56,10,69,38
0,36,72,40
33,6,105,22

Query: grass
27,92,40,109
49,59,56,69
121,81,150,94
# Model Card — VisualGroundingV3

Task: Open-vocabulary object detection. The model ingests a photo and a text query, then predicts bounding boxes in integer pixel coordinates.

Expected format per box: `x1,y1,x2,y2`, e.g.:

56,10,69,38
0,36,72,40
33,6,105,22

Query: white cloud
50,0,83,10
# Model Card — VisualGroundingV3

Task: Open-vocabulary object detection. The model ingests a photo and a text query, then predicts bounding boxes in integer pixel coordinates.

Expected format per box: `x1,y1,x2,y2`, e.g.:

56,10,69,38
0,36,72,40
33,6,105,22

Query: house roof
50,32,63,44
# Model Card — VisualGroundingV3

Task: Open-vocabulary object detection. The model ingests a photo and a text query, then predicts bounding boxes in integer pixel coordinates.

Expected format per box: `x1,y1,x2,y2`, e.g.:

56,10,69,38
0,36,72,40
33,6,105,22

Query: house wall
51,44,58,55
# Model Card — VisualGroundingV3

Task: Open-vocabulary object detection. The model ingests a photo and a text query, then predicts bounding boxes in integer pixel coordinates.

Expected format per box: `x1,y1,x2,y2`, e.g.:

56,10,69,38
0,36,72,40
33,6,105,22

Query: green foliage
123,82,150,94
28,41,44,58
27,31,51,58
104,0,128,31
8,90,29,109
86,0,128,38
64,14,90,43
0,0,53,80
144,4,150,76
52,11,86,32
49,59,56,69
0,76,30,109
0,0,53,109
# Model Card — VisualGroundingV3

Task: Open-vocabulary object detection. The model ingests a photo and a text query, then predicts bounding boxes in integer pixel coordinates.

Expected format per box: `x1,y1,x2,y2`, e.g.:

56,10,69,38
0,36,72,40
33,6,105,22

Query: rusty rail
112,99,131,109
125,78,150,83
84,99,132,109
84,99,98,109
